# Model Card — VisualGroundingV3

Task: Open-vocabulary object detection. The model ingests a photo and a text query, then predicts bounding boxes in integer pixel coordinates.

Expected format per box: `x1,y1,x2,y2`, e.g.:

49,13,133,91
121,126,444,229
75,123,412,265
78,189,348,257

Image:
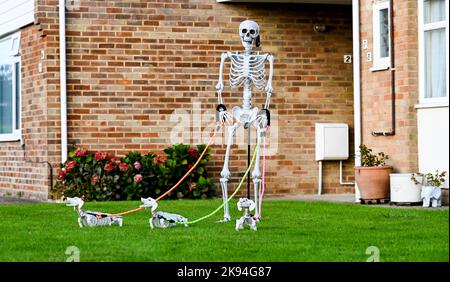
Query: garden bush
53,144,216,201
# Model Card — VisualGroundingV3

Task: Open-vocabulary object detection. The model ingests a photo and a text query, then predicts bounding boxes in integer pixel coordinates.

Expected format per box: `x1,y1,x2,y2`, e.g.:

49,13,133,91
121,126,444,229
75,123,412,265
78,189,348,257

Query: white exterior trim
372,1,391,71
0,31,21,142
418,0,449,104
0,0,35,37
352,0,362,201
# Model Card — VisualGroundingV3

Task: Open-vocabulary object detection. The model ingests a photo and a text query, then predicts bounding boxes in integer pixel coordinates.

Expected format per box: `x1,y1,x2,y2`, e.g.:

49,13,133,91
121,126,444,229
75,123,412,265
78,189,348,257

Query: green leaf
196,167,204,175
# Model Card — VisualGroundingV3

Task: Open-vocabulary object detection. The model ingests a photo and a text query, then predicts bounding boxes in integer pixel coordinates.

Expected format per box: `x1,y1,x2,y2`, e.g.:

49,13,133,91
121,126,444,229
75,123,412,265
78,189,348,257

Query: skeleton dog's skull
239,20,260,49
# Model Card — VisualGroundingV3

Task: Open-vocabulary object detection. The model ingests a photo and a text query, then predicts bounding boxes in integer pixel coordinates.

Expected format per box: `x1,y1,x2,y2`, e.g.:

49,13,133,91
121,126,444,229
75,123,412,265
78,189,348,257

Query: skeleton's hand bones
219,110,234,126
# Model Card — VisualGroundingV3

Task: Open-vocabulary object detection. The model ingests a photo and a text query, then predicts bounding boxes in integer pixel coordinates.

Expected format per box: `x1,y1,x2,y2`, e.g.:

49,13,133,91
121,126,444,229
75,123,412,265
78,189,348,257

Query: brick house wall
0,23,50,200
0,0,355,199
359,0,418,173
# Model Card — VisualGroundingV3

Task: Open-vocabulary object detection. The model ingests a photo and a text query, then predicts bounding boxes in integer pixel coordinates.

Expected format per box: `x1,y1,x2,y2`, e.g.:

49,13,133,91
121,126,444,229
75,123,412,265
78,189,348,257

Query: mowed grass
0,199,448,262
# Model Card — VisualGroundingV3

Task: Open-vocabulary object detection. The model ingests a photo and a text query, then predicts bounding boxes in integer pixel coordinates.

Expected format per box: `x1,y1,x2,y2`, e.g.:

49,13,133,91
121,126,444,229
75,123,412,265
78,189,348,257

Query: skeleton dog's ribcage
229,54,267,90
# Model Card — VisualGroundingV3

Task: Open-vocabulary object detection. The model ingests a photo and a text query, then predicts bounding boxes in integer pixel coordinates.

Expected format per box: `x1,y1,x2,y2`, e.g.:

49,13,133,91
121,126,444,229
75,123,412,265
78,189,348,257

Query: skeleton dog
66,197,123,227
140,197,188,228
215,20,273,222
235,198,258,231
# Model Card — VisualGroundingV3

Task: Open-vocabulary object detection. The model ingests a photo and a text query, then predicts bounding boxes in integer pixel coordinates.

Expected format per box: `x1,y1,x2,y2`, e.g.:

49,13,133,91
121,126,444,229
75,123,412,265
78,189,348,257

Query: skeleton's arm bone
216,52,230,104
264,54,274,109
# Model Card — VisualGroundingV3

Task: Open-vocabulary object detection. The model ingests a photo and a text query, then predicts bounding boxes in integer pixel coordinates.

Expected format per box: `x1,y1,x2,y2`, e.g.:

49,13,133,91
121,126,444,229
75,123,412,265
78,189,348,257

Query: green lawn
0,199,448,262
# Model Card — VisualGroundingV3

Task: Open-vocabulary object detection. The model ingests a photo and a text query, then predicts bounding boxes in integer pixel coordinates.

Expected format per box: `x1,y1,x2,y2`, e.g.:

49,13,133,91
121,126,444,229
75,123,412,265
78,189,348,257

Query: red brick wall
359,0,418,172
0,23,51,200
1,0,355,199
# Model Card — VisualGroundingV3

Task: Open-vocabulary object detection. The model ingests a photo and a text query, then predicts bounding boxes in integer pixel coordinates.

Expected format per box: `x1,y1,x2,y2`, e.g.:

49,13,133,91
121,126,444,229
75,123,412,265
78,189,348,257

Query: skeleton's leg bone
252,128,263,219
219,123,239,222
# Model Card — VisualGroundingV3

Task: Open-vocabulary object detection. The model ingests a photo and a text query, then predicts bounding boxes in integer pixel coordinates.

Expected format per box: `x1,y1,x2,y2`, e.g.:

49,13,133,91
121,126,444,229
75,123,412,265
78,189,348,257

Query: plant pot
355,166,392,200
390,173,422,203
442,188,449,206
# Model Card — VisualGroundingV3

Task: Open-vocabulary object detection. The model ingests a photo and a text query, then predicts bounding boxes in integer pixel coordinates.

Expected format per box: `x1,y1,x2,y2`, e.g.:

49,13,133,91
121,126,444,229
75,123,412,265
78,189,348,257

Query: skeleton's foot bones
65,197,123,228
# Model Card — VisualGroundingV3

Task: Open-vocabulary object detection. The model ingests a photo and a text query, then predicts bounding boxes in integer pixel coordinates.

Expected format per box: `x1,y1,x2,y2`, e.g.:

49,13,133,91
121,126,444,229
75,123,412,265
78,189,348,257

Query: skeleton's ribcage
229,54,267,90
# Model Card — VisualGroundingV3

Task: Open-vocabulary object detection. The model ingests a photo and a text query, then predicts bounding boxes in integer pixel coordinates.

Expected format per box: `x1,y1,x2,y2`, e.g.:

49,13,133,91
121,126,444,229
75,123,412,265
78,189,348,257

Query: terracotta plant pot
355,166,392,200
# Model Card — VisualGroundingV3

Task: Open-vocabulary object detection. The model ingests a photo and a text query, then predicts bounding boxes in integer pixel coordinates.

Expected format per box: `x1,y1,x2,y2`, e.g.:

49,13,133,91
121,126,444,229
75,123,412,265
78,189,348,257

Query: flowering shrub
53,144,216,201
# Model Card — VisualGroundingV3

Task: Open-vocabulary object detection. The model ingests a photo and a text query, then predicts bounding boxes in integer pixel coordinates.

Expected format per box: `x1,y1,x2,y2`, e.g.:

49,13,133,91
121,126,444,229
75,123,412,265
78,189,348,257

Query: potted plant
411,170,447,208
355,144,392,201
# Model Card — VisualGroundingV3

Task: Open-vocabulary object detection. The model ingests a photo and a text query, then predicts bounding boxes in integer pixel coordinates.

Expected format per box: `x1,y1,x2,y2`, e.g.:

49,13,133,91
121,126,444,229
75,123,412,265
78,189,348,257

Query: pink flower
74,147,88,157
104,161,115,172
65,161,76,173
133,174,143,183
118,162,130,172
134,161,142,170
95,151,108,161
57,168,66,180
91,175,100,185
187,147,199,158
154,155,167,164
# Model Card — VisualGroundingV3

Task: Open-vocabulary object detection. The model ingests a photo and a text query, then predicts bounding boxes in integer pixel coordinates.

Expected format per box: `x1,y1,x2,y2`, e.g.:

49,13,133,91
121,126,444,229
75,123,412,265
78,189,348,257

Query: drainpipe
352,0,362,202
59,0,67,163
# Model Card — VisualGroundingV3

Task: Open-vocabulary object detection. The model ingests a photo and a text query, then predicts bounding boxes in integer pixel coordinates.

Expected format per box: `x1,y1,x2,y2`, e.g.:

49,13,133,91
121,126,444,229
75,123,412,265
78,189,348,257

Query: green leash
176,138,261,225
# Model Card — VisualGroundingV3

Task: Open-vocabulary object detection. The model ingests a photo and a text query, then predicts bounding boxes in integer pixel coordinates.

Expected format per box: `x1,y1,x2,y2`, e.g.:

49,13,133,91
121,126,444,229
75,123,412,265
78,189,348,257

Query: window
372,1,391,71
0,32,21,141
419,0,449,104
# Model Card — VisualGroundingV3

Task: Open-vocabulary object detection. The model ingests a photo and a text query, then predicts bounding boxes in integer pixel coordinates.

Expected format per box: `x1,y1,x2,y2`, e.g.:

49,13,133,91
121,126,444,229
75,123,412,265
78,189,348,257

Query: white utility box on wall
315,123,349,161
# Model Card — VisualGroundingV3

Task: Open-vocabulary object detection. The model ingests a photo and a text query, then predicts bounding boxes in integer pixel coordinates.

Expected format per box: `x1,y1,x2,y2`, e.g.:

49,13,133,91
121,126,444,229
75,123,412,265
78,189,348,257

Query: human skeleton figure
65,197,123,227
215,20,274,222
140,197,188,228
235,198,257,231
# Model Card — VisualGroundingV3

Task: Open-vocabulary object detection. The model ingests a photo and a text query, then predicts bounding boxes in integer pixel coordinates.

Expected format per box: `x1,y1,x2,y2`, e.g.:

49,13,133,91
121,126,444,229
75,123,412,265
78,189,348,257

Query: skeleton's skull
239,20,260,49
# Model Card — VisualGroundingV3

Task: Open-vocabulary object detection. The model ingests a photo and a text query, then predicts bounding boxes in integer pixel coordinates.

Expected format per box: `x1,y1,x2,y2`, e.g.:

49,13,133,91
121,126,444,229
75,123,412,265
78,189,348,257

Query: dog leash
106,123,222,218
254,126,268,220
174,137,260,225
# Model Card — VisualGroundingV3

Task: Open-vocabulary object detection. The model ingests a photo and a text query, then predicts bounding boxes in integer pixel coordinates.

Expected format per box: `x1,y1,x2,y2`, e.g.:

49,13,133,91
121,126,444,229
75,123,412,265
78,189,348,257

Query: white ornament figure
140,197,188,228
421,186,442,208
65,197,123,227
235,198,257,231
215,20,274,222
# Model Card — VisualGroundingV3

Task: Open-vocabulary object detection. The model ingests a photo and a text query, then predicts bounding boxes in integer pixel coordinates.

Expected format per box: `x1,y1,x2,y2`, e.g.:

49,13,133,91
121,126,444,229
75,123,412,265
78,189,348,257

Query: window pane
379,8,389,58
425,28,446,98
15,62,20,130
424,0,446,24
0,64,13,134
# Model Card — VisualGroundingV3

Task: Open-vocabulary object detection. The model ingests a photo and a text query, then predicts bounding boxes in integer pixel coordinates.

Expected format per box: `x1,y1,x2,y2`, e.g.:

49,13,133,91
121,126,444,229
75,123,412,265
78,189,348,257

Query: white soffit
0,0,35,37
217,0,352,4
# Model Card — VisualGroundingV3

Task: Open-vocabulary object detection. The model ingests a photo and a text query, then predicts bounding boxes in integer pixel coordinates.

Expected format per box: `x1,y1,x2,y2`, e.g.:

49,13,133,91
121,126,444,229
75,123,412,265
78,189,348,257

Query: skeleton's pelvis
232,106,259,125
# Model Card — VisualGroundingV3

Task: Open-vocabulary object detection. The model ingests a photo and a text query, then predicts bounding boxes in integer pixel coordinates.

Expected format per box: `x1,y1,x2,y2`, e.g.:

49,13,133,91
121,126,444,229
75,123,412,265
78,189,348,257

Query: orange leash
107,125,220,217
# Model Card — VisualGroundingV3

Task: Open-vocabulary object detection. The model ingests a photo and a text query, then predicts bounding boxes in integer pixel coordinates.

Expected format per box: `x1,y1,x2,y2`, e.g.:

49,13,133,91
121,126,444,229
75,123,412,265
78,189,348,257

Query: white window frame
0,31,21,142
418,0,449,106
371,1,391,71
